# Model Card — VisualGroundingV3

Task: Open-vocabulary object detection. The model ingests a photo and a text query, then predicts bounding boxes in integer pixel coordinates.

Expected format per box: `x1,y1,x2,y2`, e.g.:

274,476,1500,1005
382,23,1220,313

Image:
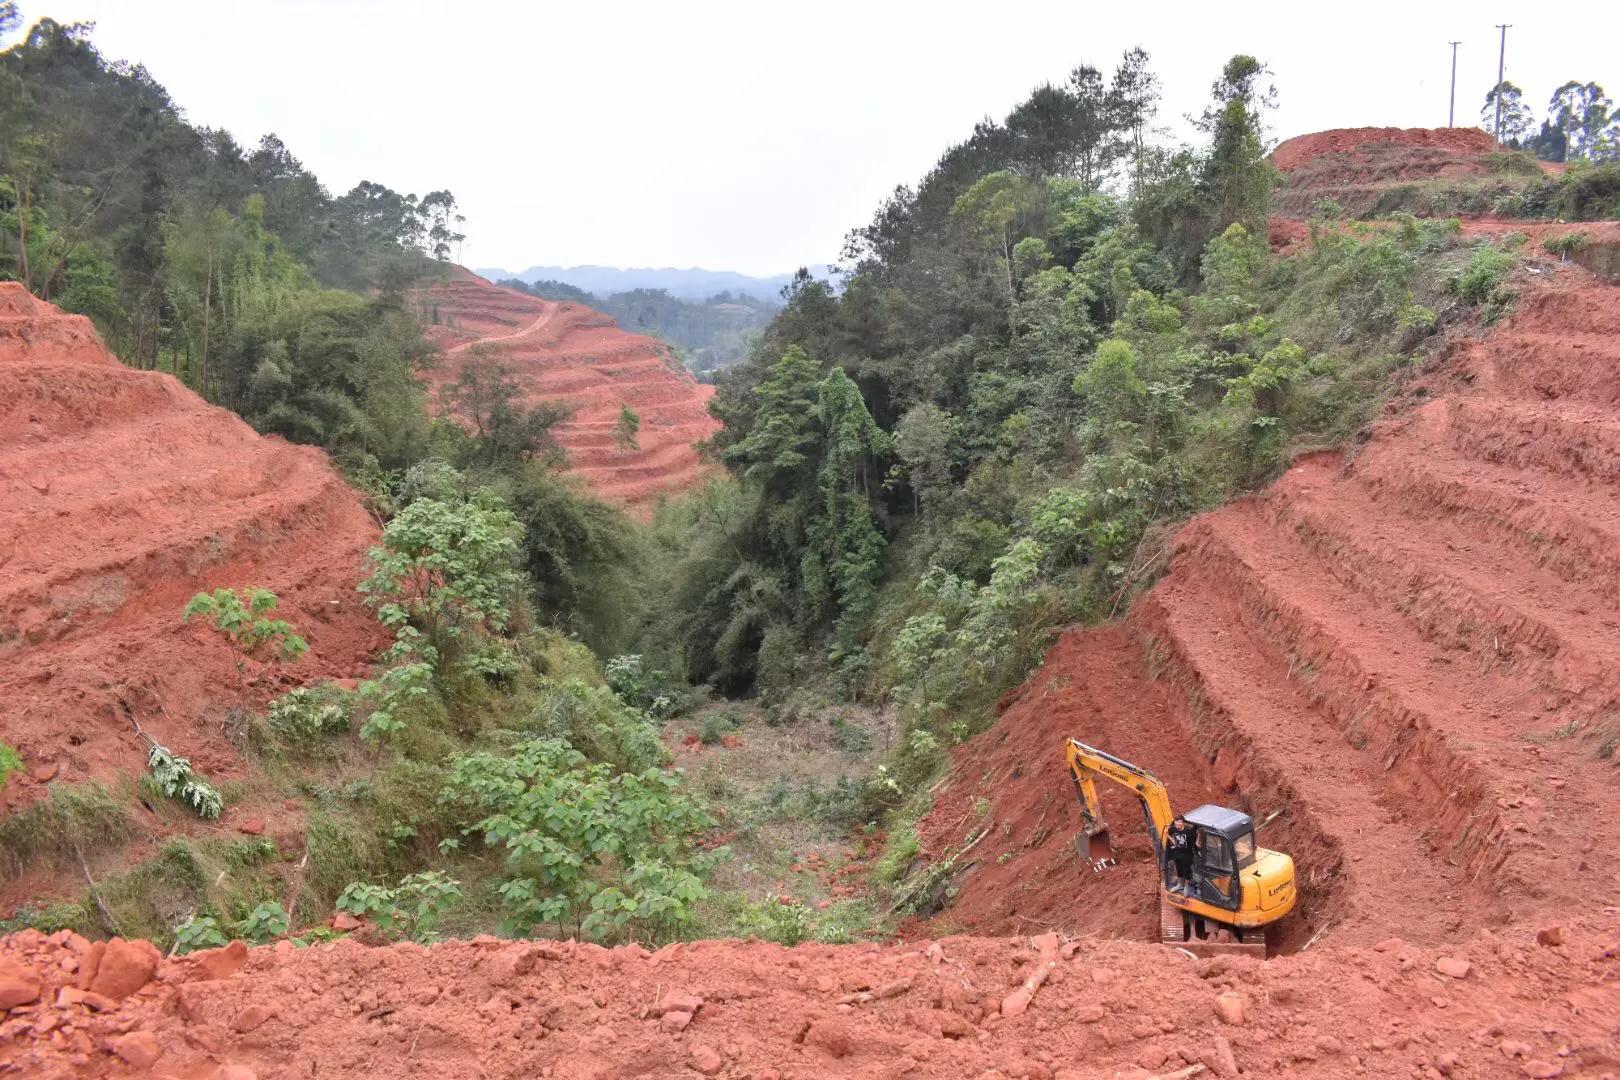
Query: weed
0,782,137,878
0,743,21,786
699,709,743,746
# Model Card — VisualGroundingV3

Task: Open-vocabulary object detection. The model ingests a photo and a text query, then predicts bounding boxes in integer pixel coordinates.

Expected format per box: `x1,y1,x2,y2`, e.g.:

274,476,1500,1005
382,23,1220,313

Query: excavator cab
1182,805,1257,910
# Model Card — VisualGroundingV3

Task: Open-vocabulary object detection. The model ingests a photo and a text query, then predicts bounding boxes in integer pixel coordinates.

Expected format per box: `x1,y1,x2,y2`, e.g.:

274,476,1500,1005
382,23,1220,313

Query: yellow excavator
1065,739,1296,957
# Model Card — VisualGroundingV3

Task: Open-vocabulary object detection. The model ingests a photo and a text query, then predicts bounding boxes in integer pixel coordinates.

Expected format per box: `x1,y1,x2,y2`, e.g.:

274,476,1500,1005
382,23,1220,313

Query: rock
332,912,362,932
1075,1004,1107,1024
1209,1034,1239,1077
1316,1035,1344,1055
190,940,248,982
76,940,106,990
1373,937,1405,953
88,939,160,1000
656,993,705,1017
1136,1046,1169,1070
1523,1063,1563,1079
805,1020,853,1058
31,761,59,784
0,960,42,1009
237,818,265,836
690,1044,724,1075
661,1010,694,1032
1213,992,1245,1026
1499,1040,1533,1060
1535,925,1566,948
1001,987,1034,1018
110,1031,162,1069
874,977,911,999
1434,956,1471,979
231,1004,276,1032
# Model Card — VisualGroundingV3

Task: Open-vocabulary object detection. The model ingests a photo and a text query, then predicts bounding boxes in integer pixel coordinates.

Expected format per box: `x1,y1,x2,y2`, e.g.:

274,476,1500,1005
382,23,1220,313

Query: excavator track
1158,896,1268,959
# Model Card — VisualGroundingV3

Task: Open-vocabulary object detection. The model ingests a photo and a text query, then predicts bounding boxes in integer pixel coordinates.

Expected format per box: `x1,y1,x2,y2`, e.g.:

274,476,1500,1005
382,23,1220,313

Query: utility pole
1493,23,1511,146
1448,41,1461,127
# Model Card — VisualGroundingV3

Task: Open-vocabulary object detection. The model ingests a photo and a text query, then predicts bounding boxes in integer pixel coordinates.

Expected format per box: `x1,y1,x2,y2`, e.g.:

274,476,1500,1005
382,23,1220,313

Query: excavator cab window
1232,830,1257,869
1195,829,1239,909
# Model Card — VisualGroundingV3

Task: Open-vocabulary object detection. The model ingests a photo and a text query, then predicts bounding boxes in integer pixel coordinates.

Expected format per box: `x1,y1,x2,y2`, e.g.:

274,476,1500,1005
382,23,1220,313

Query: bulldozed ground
4,129,1620,1078
418,270,719,511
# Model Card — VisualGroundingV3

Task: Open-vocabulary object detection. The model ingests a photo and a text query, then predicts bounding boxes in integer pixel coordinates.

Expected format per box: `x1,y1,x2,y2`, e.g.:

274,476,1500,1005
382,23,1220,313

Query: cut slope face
0,283,384,816
420,270,719,510
921,268,1620,951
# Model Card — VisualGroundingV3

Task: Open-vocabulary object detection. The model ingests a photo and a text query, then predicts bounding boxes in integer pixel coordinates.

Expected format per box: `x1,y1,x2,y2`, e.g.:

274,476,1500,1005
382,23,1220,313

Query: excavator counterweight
1064,739,1296,958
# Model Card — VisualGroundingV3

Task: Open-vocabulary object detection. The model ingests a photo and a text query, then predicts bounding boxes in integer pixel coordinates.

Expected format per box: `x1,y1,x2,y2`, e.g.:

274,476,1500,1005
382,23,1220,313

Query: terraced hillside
419,270,719,509
0,284,385,853
920,253,1620,962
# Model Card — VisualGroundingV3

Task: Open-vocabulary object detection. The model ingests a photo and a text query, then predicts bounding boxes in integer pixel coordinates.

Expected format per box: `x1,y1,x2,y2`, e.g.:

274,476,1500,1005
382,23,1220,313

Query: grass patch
0,782,138,879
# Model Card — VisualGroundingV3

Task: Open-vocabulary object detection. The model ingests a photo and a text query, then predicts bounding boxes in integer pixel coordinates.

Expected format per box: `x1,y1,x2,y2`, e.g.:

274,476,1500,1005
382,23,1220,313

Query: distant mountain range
473,264,835,304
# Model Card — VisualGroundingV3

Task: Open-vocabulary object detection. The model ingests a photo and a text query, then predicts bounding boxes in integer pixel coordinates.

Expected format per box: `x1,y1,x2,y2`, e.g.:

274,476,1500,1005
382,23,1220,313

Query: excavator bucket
1080,827,1116,871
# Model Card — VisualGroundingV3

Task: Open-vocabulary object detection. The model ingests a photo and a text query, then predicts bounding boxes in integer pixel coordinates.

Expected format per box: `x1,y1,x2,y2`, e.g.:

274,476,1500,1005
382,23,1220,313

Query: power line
1448,41,1461,128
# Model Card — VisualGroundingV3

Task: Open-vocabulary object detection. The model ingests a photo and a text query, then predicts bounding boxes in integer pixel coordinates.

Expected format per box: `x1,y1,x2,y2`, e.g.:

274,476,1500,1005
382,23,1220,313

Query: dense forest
498,276,776,375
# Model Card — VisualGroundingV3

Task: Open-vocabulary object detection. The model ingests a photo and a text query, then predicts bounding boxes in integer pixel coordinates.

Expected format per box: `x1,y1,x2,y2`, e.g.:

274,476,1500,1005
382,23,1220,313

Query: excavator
1065,739,1296,957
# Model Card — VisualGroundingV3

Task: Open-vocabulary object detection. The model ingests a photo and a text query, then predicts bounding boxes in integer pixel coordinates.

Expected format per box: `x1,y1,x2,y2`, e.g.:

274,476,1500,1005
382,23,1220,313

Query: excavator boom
1064,739,1174,872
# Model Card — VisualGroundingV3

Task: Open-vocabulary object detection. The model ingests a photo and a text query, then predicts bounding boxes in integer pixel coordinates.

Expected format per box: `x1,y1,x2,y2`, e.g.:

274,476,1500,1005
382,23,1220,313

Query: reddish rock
237,818,266,836
655,993,705,1016
805,1020,853,1058
1136,1046,1169,1070
690,1044,723,1075
110,1030,162,1069
76,940,106,990
88,939,160,1000
0,960,42,1009
1535,925,1566,948
1209,1034,1239,1077
1213,992,1245,1026
1523,1062,1563,1079
190,940,248,982
1373,937,1405,953
210,1067,258,1080
231,1004,276,1032
660,1009,693,1032
331,912,362,932
1434,957,1471,979
31,761,59,784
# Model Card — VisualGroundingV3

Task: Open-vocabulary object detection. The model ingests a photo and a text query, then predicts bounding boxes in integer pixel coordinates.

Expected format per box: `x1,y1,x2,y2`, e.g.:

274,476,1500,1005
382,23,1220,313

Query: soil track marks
420,270,719,511
921,267,1620,952
0,283,385,825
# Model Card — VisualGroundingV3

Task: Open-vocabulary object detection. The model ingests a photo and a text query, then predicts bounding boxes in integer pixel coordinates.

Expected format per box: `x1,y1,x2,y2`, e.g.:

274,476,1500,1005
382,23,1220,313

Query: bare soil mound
920,265,1620,959
419,273,719,512
0,283,385,824
1270,126,1548,218
4,922,1615,1079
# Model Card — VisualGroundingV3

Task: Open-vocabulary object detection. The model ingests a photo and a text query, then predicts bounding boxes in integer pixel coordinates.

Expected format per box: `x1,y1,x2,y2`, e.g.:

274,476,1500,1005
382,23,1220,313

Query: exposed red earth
418,269,719,512
0,285,385,834
1,923,1615,1079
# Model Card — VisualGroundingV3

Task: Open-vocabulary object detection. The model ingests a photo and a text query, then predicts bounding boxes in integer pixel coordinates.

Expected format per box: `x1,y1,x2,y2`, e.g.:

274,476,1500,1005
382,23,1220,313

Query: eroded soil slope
0,283,384,816
919,261,1620,960
3,922,1616,1079
1269,125,1550,218
419,270,719,509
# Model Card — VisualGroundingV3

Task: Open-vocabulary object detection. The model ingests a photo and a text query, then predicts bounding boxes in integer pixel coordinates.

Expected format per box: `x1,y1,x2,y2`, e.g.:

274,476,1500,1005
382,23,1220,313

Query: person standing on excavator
1165,814,1196,893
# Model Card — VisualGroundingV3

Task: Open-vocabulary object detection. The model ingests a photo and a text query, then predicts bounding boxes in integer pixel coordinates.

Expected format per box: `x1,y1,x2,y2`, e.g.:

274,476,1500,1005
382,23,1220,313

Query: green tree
1548,81,1612,161
1483,81,1533,145
614,403,641,450
182,588,307,709
1198,55,1276,236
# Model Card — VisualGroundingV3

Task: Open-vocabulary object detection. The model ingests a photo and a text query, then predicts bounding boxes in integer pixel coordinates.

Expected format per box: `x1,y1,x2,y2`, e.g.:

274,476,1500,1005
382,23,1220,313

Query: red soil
0,283,386,870
919,261,1620,972
3,923,1616,1079
1272,127,1497,174
418,270,719,513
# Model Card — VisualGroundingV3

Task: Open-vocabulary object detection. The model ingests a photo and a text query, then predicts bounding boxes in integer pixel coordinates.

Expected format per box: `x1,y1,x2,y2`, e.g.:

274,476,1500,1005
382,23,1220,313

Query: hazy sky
9,1,1618,275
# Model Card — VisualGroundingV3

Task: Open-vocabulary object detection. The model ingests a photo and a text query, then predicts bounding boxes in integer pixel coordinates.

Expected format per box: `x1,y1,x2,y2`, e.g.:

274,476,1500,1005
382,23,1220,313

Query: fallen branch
1150,1065,1207,1080
75,845,121,937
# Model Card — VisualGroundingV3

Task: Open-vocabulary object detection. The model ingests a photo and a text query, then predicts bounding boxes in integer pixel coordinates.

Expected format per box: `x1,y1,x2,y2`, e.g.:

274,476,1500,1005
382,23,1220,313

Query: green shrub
174,915,228,954
442,738,713,941
146,743,223,820
699,710,743,746
236,900,290,943
830,717,872,754
266,684,354,741
1543,232,1590,259
183,587,307,708
336,870,462,942
1452,244,1519,306
0,743,21,787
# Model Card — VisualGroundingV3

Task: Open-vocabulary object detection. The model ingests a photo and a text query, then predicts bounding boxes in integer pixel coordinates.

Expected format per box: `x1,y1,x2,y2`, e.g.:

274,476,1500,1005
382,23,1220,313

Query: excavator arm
1064,739,1175,873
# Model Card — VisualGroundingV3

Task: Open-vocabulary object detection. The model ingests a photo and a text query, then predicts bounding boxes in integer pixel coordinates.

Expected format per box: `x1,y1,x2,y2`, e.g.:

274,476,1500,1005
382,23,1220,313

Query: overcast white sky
8,1,1618,275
